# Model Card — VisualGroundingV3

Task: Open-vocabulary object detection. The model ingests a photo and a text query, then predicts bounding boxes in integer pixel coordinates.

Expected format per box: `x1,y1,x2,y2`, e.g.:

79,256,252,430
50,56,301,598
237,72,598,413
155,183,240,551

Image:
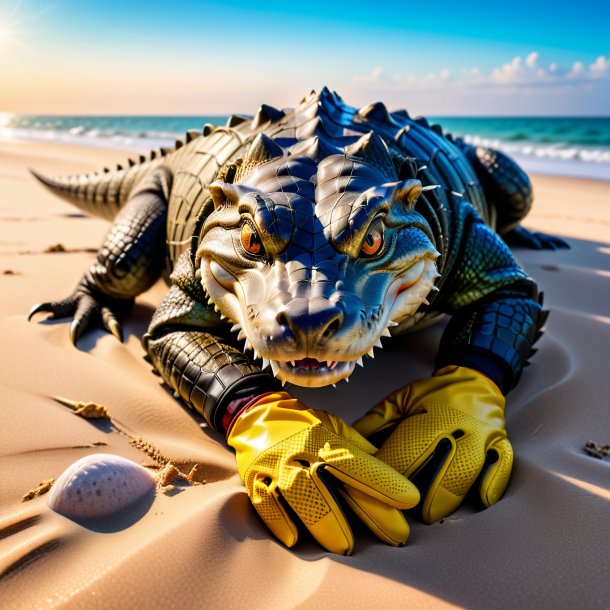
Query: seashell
48,454,156,520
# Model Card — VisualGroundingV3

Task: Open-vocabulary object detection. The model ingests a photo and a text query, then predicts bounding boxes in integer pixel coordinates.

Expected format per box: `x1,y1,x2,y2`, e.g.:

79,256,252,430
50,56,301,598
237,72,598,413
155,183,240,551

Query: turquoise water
2,114,609,180
429,117,610,148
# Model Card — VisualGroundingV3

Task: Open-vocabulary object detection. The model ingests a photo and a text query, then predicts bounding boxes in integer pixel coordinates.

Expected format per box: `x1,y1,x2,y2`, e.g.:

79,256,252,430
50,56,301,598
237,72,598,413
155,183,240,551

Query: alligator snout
275,297,344,347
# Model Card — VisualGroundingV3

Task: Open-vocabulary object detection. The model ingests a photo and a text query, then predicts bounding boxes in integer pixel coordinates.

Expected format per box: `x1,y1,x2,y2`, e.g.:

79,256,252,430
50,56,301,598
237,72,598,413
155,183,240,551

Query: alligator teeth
270,361,280,377
356,357,364,367
367,348,375,358
430,286,440,292
416,165,428,174
244,339,253,352
289,360,296,367
262,358,270,369
219,313,227,320
423,299,430,305
237,329,247,341
252,349,260,360
332,384,337,388
344,377,349,383
388,320,399,327
374,339,383,348
381,327,392,337
280,379,287,387
230,323,241,333
421,184,441,192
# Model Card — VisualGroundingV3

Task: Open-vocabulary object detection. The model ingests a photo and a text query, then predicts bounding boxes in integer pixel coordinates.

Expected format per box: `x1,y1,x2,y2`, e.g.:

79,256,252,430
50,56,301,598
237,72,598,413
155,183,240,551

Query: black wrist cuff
205,372,282,432
436,346,515,395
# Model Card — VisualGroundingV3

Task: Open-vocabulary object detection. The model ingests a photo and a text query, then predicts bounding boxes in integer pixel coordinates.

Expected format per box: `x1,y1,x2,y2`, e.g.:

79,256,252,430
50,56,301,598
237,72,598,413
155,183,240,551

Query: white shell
48,454,156,520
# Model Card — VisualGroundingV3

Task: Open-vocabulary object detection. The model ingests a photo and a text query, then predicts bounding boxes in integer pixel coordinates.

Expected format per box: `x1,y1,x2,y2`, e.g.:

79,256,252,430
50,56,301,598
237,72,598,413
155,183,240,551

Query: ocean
1,114,609,181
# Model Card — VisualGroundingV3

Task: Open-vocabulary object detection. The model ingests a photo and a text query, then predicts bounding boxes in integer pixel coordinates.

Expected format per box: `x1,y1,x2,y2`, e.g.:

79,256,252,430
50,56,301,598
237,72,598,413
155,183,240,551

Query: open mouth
287,358,338,371
272,358,356,387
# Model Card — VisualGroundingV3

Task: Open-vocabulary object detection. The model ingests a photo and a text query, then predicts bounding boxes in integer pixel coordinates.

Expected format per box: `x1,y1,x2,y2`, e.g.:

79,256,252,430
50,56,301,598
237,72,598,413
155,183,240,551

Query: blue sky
1,0,608,115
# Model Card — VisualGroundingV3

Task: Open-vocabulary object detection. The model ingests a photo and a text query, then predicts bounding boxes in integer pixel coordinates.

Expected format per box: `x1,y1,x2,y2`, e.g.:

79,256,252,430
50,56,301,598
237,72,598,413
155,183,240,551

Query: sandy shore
1,139,609,609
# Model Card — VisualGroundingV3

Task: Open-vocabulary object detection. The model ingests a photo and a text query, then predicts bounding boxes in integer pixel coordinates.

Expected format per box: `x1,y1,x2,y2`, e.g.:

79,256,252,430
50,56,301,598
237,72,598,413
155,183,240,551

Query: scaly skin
29,88,565,431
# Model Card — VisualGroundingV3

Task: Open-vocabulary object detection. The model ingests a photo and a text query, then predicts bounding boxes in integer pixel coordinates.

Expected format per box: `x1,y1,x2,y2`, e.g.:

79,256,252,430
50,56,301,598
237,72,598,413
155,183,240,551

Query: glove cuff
431,365,505,418
224,391,274,438
224,391,297,438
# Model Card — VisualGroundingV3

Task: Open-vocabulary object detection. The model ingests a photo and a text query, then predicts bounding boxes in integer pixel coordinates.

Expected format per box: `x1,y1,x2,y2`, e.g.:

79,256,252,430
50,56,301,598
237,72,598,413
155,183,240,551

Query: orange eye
241,223,264,255
360,221,384,257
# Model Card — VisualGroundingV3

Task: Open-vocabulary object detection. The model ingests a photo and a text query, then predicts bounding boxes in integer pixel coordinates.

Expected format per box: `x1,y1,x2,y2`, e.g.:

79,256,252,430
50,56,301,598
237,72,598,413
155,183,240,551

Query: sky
0,0,609,116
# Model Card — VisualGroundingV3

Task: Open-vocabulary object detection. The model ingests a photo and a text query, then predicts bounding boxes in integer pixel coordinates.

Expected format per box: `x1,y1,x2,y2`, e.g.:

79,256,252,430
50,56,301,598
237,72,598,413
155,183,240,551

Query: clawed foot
503,226,570,250
28,277,133,345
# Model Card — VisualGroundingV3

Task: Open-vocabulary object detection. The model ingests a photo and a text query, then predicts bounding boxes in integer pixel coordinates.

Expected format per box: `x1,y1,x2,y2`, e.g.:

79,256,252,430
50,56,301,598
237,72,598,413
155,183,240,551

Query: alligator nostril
276,311,291,330
276,304,343,342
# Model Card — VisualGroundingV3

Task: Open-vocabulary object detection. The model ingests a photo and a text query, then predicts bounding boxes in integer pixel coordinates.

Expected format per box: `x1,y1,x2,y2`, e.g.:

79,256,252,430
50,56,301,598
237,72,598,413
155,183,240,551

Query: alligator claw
28,302,52,321
107,318,123,342
69,319,82,346
28,297,75,321
101,307,123,342
28,277,132,346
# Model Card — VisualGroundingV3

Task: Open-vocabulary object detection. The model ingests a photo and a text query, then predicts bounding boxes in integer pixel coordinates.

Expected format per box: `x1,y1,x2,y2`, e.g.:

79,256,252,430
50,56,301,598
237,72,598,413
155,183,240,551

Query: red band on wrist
224,392,274,439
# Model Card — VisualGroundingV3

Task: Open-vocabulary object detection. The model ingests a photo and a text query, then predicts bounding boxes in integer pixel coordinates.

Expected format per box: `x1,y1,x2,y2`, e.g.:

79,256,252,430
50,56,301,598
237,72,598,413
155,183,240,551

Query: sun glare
0,24,10,42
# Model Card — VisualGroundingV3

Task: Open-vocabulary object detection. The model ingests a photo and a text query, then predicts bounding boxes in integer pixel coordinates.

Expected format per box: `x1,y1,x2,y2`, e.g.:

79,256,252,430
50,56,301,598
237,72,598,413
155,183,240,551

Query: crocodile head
196,132,440,387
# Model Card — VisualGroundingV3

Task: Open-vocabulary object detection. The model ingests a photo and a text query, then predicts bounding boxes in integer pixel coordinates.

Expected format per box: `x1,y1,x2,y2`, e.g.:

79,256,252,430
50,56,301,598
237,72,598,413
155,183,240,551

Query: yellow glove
352,366,512,524
227,391,420,555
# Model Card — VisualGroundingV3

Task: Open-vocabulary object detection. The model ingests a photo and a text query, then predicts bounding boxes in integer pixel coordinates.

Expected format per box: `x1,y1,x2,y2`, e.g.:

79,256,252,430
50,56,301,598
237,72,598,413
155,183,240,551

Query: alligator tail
30,154,166,221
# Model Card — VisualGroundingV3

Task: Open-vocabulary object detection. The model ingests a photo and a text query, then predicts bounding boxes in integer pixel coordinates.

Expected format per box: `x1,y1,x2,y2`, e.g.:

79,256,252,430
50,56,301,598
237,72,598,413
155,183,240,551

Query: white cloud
568,61,585,78
351,53,610,93
490,56,525,84
590,55,609,77
525,52,539,68
439,68,451,81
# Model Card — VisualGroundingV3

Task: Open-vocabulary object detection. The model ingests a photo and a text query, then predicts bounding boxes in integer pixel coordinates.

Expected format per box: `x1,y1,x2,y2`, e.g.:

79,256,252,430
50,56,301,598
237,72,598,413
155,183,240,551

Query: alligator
28,88,567,545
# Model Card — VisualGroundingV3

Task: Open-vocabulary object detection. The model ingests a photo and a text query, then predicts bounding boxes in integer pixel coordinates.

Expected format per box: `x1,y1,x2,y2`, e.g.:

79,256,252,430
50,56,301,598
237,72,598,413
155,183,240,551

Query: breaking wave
1,114,608,180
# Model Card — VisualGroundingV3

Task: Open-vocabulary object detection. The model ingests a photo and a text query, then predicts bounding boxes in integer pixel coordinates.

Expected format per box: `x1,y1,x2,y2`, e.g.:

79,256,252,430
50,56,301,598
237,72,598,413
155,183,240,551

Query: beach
1,139,609,609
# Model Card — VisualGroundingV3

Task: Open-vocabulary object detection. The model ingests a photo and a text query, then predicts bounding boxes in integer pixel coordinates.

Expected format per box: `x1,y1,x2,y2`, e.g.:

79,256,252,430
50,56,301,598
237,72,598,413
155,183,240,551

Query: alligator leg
458,142,569,249
145,330,280,430
29,170,169,344
141,251,281,430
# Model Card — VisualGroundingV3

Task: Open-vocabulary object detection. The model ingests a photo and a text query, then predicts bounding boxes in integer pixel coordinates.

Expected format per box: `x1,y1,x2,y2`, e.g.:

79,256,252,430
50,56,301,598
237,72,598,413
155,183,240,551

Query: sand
0,139,609,609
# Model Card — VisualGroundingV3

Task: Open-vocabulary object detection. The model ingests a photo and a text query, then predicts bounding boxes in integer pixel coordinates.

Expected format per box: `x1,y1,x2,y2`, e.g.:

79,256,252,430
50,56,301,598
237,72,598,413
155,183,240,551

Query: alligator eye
241,222,264,256
360,220,384,257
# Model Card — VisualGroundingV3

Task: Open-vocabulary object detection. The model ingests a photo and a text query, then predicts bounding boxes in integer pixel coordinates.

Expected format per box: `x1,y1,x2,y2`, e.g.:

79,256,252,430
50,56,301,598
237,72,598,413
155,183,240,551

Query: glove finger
351,395,406,439
318,413,378,455
282,464,355,555
374,409,486,522
408,436,460,524
479,437,513,508
339,486,411,547
250,475,299,549
421,434,488,524
375,410,460,477
321,445,420,510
